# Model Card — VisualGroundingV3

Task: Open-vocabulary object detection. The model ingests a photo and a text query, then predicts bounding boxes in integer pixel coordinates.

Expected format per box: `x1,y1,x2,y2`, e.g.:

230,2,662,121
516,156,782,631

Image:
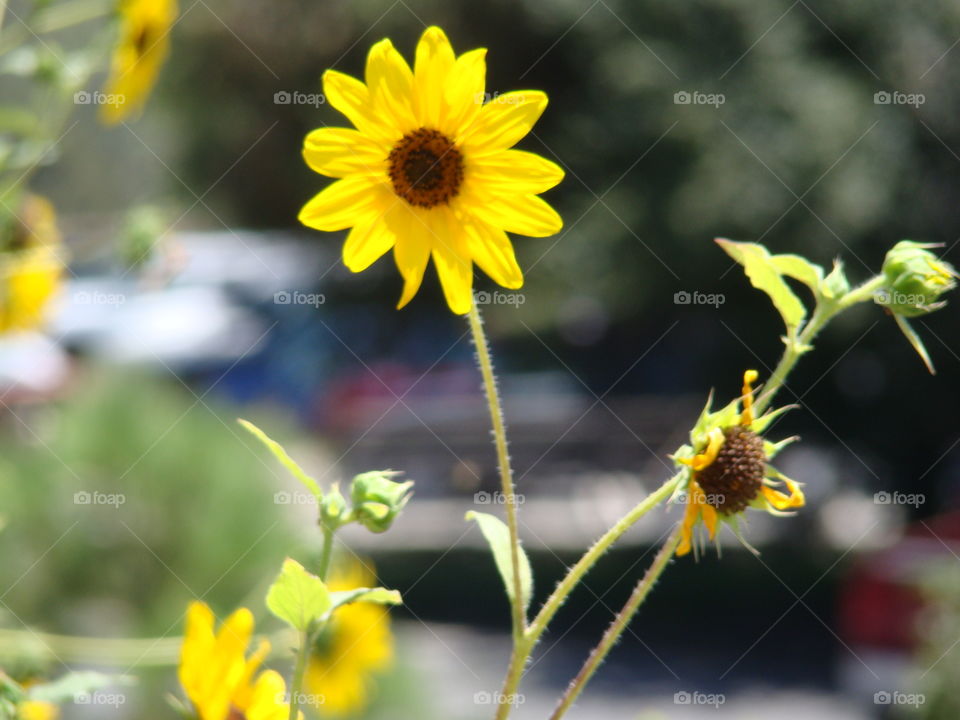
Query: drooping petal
365,38,417,134
302,127,387,178
676,495,701,557
463,191,563,237
322,70,397,147
413,26,456,128
343,213,396,272
462,215,523,289
761,478,805,511
459,91,548,153
298,176,388,231
430,209,473,314
392,208,431,309
468,149,564,195
441,48,487,137
243,669,293,720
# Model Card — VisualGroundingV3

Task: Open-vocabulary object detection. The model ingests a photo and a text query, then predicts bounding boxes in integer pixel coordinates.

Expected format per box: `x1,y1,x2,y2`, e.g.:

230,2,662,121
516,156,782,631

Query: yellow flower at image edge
304,561,394,716
299,26,564,314
674,370,805,557
179,602,297,720
17,701,58,720
1,195,64,333
100,0,178,124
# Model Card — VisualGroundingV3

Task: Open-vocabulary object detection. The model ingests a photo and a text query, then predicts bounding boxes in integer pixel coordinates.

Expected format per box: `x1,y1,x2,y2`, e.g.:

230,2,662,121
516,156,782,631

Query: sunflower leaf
238,419,322,500
770,253,823,295
716,239,807,333
266,558,331,632
465,511,533,611
326,587,403,619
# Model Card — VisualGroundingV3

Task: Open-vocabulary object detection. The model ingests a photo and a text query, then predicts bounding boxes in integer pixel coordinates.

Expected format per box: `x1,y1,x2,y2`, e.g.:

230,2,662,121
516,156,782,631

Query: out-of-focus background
2,0,960,718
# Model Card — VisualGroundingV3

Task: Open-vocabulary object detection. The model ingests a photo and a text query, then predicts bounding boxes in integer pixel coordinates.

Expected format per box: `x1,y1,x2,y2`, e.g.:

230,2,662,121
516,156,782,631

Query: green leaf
465,511,533,611
328,587,403,615
266,558,331,632
822,260,851,299
770,254,823,294
892,314,935,375
716,239,807,333
238,419,322,499
27,672,130,704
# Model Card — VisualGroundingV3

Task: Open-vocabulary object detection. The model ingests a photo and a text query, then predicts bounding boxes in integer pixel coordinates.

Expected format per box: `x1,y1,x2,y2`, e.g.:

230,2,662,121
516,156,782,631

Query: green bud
350,470,413,533
879,241,957,317
319,482,348,530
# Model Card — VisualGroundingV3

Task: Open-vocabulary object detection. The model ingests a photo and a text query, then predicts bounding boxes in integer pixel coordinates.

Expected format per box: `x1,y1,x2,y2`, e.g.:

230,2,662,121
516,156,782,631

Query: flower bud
880,241,957,317
320,482,348,530
350,471,413,533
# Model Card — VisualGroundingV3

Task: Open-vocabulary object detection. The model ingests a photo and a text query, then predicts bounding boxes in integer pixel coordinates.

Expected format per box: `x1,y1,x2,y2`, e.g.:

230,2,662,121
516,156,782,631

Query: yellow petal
413,26,456,128
676,498,700,557
462,216,523,289
298,176,387,232
761,479,805,511
464,191,562,237
441,48,487,136
322,70,396,147
179,601,215,701
18,701,59,720
460,91,548,153
392,209,431,309
302,127,387,178
701,501,718,539
468,149,564,194
430,211,473,314
231,638,271,710
243,669,292,720
343,214,396,272
365,38,417,134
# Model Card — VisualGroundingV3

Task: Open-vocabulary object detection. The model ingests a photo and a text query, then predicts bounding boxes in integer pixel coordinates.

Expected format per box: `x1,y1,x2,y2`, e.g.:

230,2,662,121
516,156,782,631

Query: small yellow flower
304,559,394,716
17,701,58,720
1,196,64,333
179,602,296,720
673,370,805,557
299,26,564,314
100,0,178,124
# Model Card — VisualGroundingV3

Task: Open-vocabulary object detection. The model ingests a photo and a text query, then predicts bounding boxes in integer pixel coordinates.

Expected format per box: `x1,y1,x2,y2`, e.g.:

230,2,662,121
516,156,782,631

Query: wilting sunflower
304,559,393,716
672,370,805,557
1,196,64,333
179,602,296,720
298,26,564,314
100,0,178,124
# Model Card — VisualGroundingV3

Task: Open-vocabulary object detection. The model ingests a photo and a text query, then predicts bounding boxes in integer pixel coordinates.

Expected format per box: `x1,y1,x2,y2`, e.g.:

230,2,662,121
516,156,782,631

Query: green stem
467,301,525,643
549,523,682,720
317,525,334,581
755,274,886,416
287,630,309,720
492,473,682,720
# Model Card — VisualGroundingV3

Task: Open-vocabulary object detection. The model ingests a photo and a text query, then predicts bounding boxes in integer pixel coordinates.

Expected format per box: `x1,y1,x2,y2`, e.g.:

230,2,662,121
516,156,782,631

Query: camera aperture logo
274,290,325,308
674,290,725,308
674,690,725,707
74,491,126,508
74,91,125,108
674,90,725,108
473,290,525,307
274,90,326,107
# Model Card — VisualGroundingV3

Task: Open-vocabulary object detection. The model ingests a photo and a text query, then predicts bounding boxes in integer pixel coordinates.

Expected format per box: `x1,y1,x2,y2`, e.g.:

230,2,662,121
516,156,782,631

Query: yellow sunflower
17,701,58,720
673,370,805,557
303,559,393,716
100,0,178,124
179,602,296,720
1,196,64,333
298,26,564,314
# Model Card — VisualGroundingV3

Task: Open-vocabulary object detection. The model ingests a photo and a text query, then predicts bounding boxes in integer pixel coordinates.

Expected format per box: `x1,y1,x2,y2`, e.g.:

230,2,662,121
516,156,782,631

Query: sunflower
1,195,64,333
672,370,805,557
303,559,393,716
100,0,178,124
298,26,564,314
179,602,296,720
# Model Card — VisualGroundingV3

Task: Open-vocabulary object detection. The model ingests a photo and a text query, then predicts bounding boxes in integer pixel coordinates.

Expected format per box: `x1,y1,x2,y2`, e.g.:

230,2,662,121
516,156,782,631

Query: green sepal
892,313,935,374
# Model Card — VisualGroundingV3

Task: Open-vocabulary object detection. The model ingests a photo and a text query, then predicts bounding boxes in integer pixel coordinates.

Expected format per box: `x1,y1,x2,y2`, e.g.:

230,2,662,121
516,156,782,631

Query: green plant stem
755,274,886,416
549,522,683,720
317,525,334,581
467,301,525,643
287,630,309,720
492,473,682,720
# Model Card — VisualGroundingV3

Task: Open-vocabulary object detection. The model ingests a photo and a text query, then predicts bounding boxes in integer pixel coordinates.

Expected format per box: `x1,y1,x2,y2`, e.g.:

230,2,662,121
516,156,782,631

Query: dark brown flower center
387,128,464,208
227,706,246,720
695,426,765,514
